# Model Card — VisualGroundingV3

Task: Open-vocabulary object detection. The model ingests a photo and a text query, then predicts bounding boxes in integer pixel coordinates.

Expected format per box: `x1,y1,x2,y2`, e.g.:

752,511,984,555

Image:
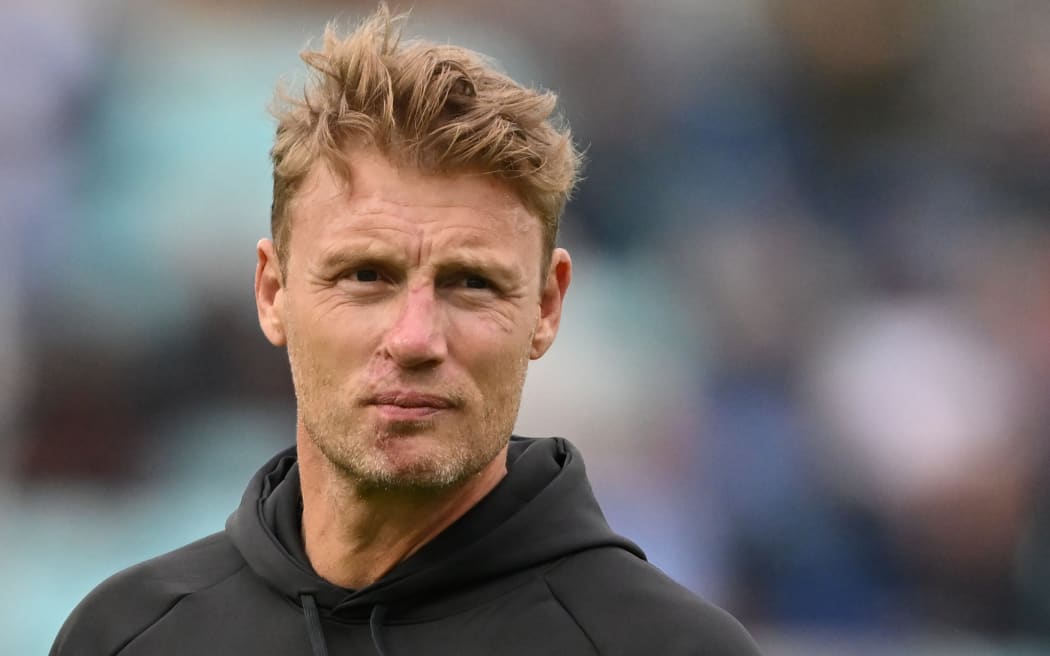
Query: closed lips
371,392,456,409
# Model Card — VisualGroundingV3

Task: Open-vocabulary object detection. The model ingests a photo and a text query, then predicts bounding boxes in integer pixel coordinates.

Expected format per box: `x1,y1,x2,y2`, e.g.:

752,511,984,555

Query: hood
226,436,644,618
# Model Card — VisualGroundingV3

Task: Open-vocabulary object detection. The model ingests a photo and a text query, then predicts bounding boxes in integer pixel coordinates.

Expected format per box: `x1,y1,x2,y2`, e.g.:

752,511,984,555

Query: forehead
289,151,540,246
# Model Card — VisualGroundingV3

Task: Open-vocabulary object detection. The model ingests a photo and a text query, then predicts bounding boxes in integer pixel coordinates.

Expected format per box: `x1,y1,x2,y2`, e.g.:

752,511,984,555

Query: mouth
368,391,457,421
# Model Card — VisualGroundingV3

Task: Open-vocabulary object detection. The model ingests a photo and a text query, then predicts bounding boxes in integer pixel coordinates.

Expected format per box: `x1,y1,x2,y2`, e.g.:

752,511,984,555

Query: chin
362,458,475,491
308,416,506,491
373,434,511,492
376,443,474,486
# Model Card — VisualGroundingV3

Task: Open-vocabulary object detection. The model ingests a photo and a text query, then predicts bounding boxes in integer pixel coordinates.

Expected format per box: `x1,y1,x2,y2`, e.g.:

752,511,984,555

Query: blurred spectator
0,0,105,469
805,298,1038,633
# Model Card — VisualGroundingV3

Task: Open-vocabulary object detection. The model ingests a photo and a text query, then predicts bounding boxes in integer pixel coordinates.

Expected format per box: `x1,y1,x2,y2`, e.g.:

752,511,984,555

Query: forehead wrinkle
338,205,536,262
354,194,517,211
345,198,532,233
325,223,419,239
427,228,517,259
312,223,417,266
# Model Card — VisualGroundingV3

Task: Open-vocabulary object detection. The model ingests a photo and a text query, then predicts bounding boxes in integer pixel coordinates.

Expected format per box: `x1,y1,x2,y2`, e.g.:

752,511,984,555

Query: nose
382,284,448,368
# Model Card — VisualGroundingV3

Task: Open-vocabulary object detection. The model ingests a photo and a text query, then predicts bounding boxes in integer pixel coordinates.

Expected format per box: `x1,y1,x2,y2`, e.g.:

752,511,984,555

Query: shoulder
543,547,762,656
50,532,246,656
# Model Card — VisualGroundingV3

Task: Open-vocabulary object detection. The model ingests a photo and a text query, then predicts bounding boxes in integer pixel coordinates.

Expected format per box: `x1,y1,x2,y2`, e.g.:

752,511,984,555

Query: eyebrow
315,243,526,284
315,241,408,272
433,253,525,284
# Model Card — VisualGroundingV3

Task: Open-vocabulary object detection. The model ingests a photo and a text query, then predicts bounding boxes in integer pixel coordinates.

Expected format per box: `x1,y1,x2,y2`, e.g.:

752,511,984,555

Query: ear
530,248,572,360
255,238,287,347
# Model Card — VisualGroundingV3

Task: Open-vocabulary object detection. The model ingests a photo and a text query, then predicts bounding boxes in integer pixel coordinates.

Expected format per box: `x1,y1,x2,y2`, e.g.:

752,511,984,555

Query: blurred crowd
3,0,1050,653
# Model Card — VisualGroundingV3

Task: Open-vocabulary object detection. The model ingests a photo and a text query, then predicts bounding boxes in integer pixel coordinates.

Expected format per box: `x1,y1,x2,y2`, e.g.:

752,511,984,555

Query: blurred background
3,0,1050,653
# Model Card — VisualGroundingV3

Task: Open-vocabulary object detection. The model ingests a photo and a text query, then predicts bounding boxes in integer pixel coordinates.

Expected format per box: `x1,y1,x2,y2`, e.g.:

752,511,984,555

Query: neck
297,433,508,590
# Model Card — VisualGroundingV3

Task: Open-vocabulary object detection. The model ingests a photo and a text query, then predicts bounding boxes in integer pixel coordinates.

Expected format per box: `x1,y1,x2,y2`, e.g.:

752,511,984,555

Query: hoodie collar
226,436,643,616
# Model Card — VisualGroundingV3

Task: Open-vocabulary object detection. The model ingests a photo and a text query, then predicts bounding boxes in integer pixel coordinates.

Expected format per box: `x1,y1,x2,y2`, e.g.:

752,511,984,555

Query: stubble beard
290,346,529,494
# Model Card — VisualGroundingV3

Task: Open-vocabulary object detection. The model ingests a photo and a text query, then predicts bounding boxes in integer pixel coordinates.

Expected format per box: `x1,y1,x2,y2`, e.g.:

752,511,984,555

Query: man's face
255,150,569,490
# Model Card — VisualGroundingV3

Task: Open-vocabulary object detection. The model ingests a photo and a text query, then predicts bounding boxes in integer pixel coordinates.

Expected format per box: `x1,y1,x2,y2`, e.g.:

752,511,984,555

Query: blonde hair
269,4,581,270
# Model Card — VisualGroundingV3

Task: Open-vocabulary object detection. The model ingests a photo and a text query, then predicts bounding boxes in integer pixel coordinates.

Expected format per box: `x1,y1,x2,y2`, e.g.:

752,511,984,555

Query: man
52,6,761,655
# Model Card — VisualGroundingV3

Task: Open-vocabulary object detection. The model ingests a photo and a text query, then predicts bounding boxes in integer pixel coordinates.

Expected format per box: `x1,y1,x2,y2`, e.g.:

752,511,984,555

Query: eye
464,274,490,290
351,269,379,282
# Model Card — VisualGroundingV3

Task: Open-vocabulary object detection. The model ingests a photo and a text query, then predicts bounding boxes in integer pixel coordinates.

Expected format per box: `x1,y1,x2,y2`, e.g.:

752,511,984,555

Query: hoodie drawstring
369,604,390,656
300,594,330,656
301,594,390,656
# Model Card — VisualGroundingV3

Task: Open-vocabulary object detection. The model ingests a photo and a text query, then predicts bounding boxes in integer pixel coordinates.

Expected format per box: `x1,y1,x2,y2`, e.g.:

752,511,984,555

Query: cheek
289,298,388,373
446,309,536,373
447,294,539,335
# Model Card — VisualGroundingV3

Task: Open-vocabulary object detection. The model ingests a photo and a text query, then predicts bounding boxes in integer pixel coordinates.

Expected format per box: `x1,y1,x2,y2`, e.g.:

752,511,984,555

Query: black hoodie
51,437,762,655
